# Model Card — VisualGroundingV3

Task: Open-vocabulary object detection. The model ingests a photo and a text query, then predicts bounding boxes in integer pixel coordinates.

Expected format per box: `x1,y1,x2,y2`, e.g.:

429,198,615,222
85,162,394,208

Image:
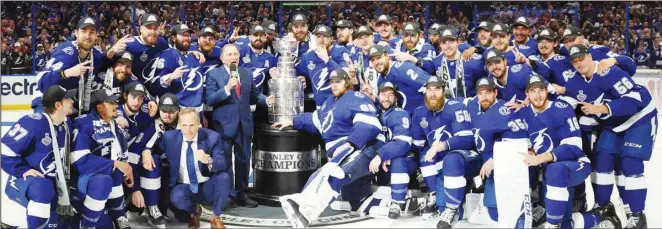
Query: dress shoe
237,197,258,208
188,205,202,229
210,216,227,229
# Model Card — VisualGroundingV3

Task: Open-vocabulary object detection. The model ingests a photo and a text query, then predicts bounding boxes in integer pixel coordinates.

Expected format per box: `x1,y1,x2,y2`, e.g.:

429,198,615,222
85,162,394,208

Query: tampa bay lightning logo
252,68,267,89
427,125,453,144
474,129,486,152
181,67,203,91
39,149,65,177
315,67,331,91
531,128,554,154
321,108,335,133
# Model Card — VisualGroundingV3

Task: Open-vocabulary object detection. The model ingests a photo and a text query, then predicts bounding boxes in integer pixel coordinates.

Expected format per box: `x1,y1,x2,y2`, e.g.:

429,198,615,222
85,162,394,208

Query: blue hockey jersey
190,44,222,75
124,36,170,85
433,53,486,98
293,91,382,156
376,107,412,161
374,34,401,49
378,61,430,115
71,110,128,175
152,48,204,108
465,98,528,161
531,54,575,86
556,70,606,132
1,113,72,178
511,38,539,57
490,64,534,103
34,41,110,109
411,99,475,157
35,52,49,71
295,52,342,107
236,43,278,94
395,39,437,74
560,44,637,76
519,100,585,162
117,104,154,147
482,47,518,66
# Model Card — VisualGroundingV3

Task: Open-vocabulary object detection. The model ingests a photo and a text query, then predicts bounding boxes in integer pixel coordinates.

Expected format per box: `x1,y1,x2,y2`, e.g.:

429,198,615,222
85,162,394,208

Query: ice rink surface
1,110,661,228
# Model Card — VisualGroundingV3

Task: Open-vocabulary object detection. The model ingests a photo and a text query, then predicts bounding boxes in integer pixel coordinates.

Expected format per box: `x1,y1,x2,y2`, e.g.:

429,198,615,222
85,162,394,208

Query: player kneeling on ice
272,69,382,228
518,74,621,228
410,76,476,227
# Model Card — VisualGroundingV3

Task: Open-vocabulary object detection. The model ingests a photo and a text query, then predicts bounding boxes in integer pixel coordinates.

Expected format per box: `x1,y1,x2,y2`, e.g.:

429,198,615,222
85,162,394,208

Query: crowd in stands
2,1,662,74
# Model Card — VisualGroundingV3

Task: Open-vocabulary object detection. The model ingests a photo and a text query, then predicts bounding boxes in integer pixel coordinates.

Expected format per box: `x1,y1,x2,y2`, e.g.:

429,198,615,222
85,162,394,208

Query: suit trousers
219,124,253,200
170,172,231,216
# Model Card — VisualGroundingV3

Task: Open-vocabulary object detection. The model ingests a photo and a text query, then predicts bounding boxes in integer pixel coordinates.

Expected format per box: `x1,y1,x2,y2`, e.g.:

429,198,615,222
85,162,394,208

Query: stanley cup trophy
252,36,321,206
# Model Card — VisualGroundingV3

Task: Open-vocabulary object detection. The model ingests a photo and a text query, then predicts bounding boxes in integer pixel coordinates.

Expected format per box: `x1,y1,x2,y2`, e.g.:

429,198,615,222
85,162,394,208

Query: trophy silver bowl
269,37,304,123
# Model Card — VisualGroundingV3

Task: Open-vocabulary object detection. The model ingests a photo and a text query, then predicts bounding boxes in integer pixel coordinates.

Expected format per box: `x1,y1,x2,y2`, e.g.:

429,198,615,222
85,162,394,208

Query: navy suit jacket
151,128,227,189
205,65,264,138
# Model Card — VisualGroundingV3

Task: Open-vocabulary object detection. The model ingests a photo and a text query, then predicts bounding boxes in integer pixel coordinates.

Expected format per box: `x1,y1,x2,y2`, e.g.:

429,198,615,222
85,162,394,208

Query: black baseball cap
562,26,581,42
313,25,332,37
368,45,387,59
335,20,354,29
526,73,547,90
512,16,530,28
329,69,350,81
291,13,308,25
262,20,277,34
477,21,493,32
428,24,443,35
201,27,215,37
172,24,193,35
376,15,392,25
114,51,133,64
485,48,505,63
158,93,180,111
569,44,589,59
439,27,458,40
141,14,159,26
379,81,398,93
425,76,444,88
491,23,508,35
125,82,146,97
41,85,78,108
537,28,556,41
251,25,266,35
402,22,420,35
356,25,372,37
91,89,120,106
77,17,96,30
475,77,496,91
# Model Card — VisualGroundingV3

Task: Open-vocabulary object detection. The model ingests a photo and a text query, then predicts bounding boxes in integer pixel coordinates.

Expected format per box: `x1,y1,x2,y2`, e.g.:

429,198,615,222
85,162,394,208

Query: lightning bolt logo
321,108,335,133
532,128,553,154
9,176,18,190
316,67,330,91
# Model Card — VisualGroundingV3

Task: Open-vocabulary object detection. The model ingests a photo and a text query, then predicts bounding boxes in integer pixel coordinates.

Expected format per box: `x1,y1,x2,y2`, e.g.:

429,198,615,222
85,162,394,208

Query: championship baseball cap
172,24,193,35
313,25,332,37
440,27,458,40
428,23,443,35
114,51,133,64
475,77,496,91
425,76,444,88
485,48,505,63
262,20,277,34
125,82,147,97
568,44,589,59
561,26,581,42
91,89,120,106
512,16,530,28
356,25,372,36
368,45,387,59
537,28,556,41
335,20,354,29
291,13,308,25
41,85,78,108
477,21,493,32
250,25,266,35
379,81,398,93
77,17,96,30
159,93,180,111
491,23,508,35
329,69,350,82
376,14,392,25
526,73,547,90
402,22,420,35
141,14,159,26
201,26,215,37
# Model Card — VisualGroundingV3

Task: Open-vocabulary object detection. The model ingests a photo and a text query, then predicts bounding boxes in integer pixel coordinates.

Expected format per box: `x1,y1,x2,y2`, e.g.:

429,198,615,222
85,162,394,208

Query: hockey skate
388,202,404,219
146,205,166,228
436,207,459,229
113,216,131,229
624,213,646,229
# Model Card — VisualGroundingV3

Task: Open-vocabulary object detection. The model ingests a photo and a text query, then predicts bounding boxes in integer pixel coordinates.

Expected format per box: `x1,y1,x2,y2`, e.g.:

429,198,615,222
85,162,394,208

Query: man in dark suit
205,44,274,208
148,109,229,229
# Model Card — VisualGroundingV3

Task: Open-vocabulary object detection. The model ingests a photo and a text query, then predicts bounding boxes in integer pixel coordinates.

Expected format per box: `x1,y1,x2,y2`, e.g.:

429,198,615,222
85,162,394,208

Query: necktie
235,78,241,97
186,141,199,193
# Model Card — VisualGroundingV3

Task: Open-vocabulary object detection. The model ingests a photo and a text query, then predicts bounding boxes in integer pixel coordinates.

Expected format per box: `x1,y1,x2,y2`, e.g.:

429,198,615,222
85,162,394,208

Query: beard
295,32,307,41
200,43,214,53
425,96,445,112
479,99,493,111
380,101,394,110
251,40,264,49
78,39,95,51
175,40,190,52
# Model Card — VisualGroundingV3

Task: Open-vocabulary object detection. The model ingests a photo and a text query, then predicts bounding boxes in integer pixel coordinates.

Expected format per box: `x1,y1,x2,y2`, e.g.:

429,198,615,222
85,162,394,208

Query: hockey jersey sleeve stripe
312,110,322,132
579,116,599,127
454,130,473,136
352,113,382,130
325,136,349,152
413,140,426,147
27,201,51,218
127,152,141,165
560,136,582,149
70,149,90,163
612,101,656,132
1,143,18,157
140,177,162,190
557,96,579,108
622,91,642,102
393,135,413,143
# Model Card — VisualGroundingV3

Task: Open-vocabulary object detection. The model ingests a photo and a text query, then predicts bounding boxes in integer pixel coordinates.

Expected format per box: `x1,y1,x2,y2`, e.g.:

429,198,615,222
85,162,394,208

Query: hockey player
272,69,382,228
410,75,475,219
560,26,637,76
335,20,359,55
236,25,278,95
152,24,204,112
461,21,492,61
369,45,430,115
519,73,621,229
33,16,125,113
71,89,134,229
510,16,538,58
393,22,437,74
191,27,222,75
373,14,401,49
433,27,486,98
124,14,170,86
285,13,318,58
427,24,443,54
485,48,539,110
314,25,352,68
570,44,657,228
1,86,76,228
